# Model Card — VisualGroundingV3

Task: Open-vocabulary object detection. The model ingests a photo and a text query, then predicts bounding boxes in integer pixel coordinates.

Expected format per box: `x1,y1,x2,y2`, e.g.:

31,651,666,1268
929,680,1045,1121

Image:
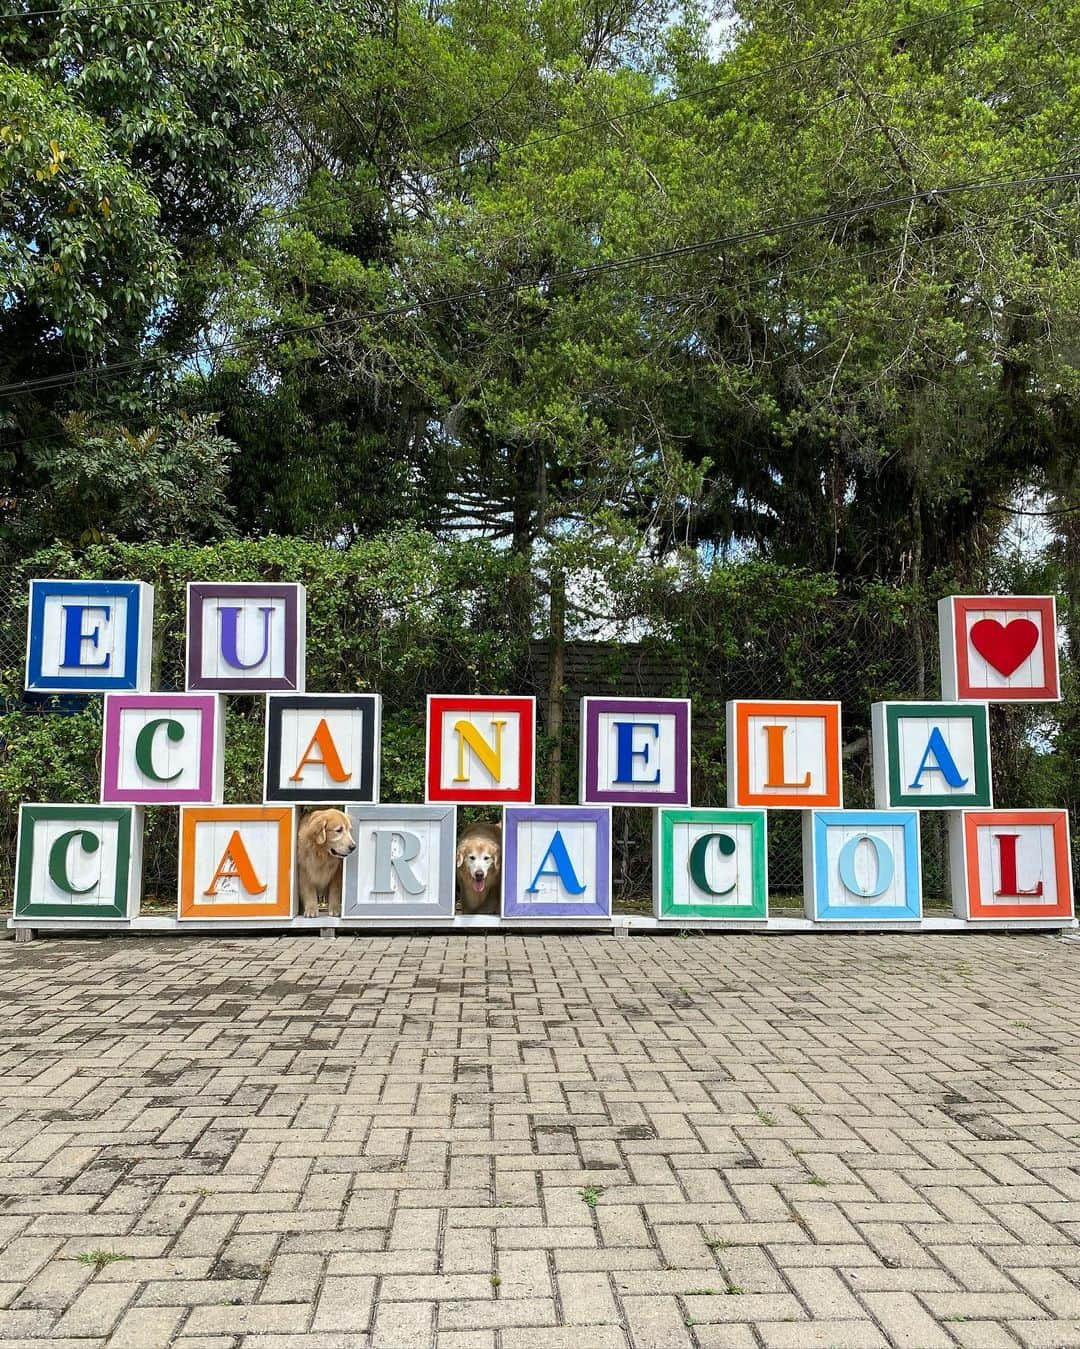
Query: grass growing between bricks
72,1251,132,1271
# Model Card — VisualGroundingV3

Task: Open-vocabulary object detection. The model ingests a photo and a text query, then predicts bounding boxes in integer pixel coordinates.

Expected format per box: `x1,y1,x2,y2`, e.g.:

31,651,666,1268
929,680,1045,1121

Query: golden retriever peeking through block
456,821,501,915
297,808,356,917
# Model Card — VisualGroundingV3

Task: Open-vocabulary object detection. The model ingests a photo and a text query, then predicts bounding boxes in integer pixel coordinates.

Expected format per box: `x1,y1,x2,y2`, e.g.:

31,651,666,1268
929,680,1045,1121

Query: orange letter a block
289,718,351,784
204,830,267,897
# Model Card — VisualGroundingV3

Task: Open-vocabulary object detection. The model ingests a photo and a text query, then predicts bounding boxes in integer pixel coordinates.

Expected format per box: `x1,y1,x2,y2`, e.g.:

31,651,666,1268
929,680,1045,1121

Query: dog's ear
455,846,466,868
315,815,327,846
491,844,501,870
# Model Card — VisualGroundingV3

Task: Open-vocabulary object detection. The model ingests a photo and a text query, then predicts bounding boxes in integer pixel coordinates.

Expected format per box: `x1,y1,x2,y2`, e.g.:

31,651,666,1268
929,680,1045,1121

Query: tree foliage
0,0,1077,585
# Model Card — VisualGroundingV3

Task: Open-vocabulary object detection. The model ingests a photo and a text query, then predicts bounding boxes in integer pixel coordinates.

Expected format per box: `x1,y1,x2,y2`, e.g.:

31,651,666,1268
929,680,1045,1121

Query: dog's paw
300,899,319,918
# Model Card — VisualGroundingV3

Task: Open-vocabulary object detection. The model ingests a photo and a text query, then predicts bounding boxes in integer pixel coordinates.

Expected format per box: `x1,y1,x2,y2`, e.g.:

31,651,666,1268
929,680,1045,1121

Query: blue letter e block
26,580,154,693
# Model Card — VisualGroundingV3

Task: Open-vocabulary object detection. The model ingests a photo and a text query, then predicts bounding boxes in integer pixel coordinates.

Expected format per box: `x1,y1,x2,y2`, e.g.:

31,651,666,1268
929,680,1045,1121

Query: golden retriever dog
456,821,501,915
297,808,356,917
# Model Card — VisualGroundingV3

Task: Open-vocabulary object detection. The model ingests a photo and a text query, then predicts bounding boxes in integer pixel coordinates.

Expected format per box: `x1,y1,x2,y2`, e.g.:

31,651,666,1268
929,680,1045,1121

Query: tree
6,411,237,552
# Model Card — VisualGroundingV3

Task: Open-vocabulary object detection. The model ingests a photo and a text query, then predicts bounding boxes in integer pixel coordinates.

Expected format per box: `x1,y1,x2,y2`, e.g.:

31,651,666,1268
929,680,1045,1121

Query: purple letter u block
503,806,611,920
186,583,306,692
579,697,690,806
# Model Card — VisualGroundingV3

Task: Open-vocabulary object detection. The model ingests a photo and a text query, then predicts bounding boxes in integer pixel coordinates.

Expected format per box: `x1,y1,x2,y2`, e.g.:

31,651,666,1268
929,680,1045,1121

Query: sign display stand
7,582,1075,939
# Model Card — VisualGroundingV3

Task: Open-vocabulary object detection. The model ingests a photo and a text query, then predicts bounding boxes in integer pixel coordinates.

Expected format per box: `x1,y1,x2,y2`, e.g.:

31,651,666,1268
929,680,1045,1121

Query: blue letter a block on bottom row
502,806,612,921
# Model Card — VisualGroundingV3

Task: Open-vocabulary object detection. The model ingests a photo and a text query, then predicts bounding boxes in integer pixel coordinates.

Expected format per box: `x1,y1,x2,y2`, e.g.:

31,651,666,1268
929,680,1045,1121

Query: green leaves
0,65,174,352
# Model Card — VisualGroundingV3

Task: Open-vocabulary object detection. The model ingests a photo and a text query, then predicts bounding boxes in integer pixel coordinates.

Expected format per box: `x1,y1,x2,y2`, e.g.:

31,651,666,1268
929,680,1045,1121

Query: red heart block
970,617,1040,678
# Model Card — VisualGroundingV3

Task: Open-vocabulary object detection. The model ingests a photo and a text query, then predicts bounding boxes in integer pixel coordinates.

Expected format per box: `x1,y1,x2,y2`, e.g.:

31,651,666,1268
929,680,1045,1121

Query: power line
992,501,1080,517
0,215,1001,455
1,168,1076,402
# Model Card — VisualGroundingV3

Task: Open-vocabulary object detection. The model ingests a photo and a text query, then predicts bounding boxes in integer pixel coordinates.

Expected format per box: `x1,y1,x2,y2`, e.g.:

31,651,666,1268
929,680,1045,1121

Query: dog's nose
346,842,357,854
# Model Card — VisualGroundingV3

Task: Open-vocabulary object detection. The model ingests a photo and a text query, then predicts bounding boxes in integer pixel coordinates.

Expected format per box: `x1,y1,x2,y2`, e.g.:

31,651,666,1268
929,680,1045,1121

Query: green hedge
0,533,1074,904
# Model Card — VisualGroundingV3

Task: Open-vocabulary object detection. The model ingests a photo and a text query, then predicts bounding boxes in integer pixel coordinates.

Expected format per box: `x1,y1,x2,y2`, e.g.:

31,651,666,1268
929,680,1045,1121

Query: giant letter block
654,808,767,921
503,806,611,920
727,700,842,808
26,579,153,693
803,810,922,922
579,697,691,806
949,809,1073,921
871,701,992,810
939,595,1060,701
102,693,224,804
179,806,294,919
186,582,305,691
426,695,535,804
264,694,381,803
15,804,142,920
343,805,456,919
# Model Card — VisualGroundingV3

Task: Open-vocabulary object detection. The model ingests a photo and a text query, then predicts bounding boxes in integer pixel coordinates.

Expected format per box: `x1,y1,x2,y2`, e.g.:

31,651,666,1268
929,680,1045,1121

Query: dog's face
456,837,500,896
311,809,356,858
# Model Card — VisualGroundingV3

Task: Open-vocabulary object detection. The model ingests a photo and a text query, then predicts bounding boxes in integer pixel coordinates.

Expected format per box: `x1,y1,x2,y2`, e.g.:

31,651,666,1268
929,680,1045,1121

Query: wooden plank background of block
949,809,1074,920
264,693,382,803
871,701,992,810
502,806,612,920
342,805,456,918
14,804,143,920
578,697,691,806
726,699,843,808
25,579,154,693
938,595,1060,702
178,806,295,919
803,810,922,922
425,694,535,803
101,693,224,805
653,807,768,921
185,582,306,691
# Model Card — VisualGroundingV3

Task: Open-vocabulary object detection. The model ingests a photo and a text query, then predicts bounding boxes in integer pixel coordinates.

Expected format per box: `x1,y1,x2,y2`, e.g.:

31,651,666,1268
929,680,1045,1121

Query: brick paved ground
1,932,1079,1349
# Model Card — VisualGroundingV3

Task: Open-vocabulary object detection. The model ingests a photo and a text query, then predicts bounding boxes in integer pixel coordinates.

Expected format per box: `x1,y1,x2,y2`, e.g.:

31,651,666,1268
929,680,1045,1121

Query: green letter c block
135,718,185,782
48,830,101,894
689,831,737,896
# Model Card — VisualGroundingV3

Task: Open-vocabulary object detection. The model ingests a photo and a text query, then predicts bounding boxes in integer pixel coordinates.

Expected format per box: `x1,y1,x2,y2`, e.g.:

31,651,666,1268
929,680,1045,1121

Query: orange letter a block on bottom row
179,807,294,919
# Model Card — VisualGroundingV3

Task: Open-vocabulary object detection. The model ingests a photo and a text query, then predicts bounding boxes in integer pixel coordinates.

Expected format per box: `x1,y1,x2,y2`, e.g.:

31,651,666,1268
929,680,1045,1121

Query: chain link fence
0,547,1074,913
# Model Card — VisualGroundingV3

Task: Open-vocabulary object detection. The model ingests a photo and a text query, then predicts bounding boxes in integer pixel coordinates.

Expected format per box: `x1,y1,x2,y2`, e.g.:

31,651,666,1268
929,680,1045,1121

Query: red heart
970,617,1040,677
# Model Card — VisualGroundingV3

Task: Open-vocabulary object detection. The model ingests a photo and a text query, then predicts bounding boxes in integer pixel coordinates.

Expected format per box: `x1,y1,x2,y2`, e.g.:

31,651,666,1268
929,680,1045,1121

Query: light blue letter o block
837,832,893,898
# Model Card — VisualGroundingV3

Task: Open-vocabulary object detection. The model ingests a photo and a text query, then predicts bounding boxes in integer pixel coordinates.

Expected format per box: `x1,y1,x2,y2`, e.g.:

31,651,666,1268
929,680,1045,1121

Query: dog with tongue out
455,821,502,915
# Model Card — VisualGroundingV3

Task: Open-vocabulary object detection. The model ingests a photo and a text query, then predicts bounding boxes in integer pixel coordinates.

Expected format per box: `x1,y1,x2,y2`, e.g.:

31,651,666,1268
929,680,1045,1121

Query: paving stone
370,1298,433,1347
311,1275,375,1333
1,932,1080,1349
52,1281,137,1337
106,1303,187,1346
621,1293,695,1347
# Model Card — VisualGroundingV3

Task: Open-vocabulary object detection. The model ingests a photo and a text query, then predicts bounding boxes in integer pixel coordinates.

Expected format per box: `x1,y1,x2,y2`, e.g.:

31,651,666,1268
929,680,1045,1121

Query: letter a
909,726,968,790
527,829,587,895
204,830,267,896
289,719,351,783
994,833,1043,898
763,723,811,788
